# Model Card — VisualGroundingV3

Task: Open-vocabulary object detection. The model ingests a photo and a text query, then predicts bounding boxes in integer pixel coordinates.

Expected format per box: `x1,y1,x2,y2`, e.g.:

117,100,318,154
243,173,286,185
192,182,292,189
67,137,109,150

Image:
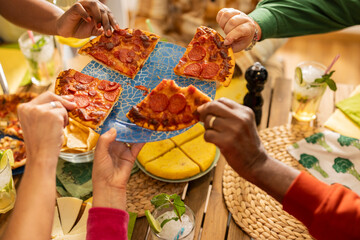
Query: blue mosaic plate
82,41,216,143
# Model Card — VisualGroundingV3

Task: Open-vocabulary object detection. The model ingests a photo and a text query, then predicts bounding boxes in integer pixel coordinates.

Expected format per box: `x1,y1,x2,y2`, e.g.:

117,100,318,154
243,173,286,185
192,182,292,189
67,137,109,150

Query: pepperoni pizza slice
55,69,122,130
0,92,37,139
78,28,160,79
126,79,211,131
174,26,235,87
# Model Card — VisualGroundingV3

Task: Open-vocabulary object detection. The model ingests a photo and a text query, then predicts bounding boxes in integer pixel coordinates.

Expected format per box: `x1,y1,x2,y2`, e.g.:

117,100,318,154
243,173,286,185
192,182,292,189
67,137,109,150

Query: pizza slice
55,69,122,130
0,136,26,169
0,92,37,139
78,28,160,79
174,26,235,87
126,79,211,131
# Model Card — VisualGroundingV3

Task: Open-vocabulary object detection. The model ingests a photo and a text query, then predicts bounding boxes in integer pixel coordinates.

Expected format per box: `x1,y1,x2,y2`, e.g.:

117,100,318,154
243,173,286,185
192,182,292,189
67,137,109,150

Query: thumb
96,128,117,153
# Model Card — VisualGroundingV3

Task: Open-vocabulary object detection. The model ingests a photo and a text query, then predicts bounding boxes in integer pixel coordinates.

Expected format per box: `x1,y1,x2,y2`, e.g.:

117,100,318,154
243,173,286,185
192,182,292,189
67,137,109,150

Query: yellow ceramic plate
135,147,220,183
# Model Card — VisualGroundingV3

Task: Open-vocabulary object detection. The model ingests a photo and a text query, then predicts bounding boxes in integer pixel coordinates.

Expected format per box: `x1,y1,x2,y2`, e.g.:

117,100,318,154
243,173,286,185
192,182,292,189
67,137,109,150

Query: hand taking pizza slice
55,69,122,130
174,26,235,87
78,28,160,79
126,79,212,131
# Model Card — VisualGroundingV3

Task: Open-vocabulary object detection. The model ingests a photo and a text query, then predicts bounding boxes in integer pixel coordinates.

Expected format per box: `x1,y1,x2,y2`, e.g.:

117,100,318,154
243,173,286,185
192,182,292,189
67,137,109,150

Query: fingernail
224,39,231,45
115,24,120,31
197,105,204,112
63,95,74,100
107,29,112,36
97,23,102,29
86,17,91,23
110,128,117,135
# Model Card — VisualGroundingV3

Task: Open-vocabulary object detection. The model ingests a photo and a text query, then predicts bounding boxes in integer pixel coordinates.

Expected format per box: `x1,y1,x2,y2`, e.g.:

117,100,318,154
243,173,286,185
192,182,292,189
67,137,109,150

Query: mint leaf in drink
31,37,46,52
160,217,179,228
151,193,171,208
149,193,186,228
314,70,337,91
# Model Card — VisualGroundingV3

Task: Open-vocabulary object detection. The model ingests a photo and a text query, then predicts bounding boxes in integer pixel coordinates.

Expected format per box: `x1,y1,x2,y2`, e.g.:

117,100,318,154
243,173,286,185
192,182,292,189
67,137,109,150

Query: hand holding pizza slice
55,69,122,130
174,26,235,87
126,79,212,131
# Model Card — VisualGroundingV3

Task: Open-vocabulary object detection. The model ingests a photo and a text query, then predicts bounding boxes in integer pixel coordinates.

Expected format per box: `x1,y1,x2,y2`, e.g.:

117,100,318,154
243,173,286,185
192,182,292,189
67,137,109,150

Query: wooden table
0,51,356,239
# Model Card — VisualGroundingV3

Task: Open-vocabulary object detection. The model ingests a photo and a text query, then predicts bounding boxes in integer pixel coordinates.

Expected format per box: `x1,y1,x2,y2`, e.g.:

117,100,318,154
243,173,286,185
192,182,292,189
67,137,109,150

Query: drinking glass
0,155,16,214
18,32,61,87
291,61,327,121
150,204,195,240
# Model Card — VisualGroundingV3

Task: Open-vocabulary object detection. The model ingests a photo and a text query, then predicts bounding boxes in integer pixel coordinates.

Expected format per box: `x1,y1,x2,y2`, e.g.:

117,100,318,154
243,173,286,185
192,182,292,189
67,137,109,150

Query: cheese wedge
180,134,216,171
170,123,205,146
137,139,175,165
69,202,92,235
145,148,200,179
51,206,63,238
57,197,83,235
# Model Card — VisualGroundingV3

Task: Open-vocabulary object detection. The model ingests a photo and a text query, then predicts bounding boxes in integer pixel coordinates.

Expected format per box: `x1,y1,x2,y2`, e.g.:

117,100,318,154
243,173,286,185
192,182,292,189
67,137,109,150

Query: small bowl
59,149,95,163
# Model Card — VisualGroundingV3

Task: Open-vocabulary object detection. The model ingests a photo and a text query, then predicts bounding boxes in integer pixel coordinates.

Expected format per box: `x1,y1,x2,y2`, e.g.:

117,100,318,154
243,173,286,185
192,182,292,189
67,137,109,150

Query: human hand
197,98,268,179
56,0,120,38
17,91,76,165
216,8,261,52
92,128,145,210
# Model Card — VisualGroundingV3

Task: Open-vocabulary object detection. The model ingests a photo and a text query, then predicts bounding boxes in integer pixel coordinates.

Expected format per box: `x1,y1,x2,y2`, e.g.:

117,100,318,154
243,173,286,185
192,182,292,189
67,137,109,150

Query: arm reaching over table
217,0,360,52
87,129,144,240
197,98,360,240
0,0,120,38
1,92,76,240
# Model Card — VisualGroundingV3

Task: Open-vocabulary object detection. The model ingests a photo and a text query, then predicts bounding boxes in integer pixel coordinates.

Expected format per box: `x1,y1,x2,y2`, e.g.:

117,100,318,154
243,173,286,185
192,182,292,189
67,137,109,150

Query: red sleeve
283,171,360,240
86,207,129,240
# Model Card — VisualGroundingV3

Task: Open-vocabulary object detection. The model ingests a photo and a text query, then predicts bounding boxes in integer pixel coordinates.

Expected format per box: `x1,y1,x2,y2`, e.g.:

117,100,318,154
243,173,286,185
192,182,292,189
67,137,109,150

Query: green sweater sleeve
248,0,360,40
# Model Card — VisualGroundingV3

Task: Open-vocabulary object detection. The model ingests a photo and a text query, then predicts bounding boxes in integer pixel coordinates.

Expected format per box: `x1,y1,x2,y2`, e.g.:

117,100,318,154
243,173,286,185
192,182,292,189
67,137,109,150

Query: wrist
245,20,261,51
92,185,127,210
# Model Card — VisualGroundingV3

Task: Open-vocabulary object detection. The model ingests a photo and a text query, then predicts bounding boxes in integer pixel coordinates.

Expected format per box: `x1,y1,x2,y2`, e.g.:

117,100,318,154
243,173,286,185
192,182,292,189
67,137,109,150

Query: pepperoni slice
188,46,206,61
105,82,120,92
149,93,169,112
201,63,220,79
67,85,77,94
116,29,127,36
97,80,107,90
168,93,187,114
184,63,202,77
74,94,90,108
92,52,111,65
117,49,135,63
74,72,94,84
88,90,97,97
104,88,120,102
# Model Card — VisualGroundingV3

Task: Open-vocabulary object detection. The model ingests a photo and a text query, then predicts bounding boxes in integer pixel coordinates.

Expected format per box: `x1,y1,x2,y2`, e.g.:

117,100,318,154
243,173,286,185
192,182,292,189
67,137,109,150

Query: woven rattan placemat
127,170,186,217
223,124,317,240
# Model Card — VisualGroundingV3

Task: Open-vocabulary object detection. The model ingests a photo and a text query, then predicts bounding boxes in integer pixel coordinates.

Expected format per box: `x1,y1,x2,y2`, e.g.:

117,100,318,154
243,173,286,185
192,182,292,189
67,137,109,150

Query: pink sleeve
283,171,360,240
86,207,129,240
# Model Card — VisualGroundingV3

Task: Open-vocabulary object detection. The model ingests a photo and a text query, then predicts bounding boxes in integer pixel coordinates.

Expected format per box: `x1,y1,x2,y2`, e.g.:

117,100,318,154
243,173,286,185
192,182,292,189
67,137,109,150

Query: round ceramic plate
135,147,220,183
81,41,216,143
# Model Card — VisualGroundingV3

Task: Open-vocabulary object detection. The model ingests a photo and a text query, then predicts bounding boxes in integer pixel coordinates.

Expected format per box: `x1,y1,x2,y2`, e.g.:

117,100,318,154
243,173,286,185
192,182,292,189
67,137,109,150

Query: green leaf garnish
314,70,337,91
31,37,46,52
149,193,186,227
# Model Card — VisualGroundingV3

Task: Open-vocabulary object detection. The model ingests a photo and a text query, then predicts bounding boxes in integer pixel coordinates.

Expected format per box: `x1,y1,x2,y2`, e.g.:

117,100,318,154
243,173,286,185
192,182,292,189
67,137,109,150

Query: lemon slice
55,36,89,48
0,149,14,170
295,67,305,86
145,210,162,233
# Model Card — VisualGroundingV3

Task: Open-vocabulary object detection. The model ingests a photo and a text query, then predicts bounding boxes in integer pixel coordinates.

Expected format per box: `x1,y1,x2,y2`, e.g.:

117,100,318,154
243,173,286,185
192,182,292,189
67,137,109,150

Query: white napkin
287,130,360,195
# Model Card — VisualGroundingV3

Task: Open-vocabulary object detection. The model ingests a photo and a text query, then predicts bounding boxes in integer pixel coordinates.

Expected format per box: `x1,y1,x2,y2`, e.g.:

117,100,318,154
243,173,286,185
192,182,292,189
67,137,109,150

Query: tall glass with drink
291,61,327,121
150,204,195,240
0,150,16,214
18,32,61,87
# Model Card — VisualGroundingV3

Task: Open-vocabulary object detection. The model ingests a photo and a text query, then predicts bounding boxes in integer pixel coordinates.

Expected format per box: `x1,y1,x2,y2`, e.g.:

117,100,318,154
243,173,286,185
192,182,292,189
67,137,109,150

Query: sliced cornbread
170,123,205,146
137,139,175,165
145,148,200,179
180,134,216,171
